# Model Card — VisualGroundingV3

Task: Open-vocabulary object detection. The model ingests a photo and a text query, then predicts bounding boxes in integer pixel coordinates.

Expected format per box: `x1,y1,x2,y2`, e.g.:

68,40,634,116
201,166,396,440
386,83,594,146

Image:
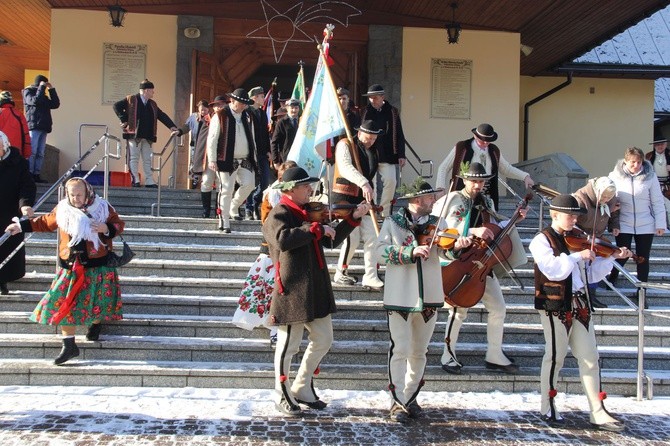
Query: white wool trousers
375,162,397,217
128,138,155,185
441,275,511,366
274,315,333,404
387,309,437,406
336,214,380,285
216,166,255,228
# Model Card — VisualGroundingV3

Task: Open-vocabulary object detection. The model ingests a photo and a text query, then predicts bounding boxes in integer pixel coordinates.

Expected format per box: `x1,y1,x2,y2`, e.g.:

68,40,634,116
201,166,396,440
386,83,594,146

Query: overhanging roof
0,0,668,93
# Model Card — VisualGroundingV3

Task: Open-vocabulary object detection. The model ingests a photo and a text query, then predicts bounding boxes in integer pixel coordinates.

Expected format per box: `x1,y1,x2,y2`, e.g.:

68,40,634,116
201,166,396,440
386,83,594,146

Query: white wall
521,76,654,177
401,27,520,186
49,9,177,179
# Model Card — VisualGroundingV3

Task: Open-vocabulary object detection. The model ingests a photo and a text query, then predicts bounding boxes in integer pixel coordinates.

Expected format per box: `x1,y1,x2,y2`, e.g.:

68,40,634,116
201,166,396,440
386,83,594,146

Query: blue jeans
246,157,274,213
28,130,47,175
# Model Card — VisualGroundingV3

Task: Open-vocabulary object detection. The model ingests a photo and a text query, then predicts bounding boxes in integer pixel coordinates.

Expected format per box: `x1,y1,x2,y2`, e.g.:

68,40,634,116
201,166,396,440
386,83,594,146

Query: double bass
441,192,532,308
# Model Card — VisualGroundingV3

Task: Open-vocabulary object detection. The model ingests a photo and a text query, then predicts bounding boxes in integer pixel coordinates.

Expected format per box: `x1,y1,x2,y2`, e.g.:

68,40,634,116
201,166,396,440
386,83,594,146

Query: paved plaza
0,386,668,445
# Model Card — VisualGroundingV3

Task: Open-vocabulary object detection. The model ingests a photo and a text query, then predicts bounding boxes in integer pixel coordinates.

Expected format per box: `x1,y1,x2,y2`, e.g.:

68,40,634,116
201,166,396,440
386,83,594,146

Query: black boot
54,337,80,365
201,192,212,218
86,323,102,341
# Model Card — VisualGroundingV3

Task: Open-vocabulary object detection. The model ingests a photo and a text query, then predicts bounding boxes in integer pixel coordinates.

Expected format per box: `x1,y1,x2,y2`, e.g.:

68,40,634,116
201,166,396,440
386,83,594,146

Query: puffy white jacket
608,159,666,234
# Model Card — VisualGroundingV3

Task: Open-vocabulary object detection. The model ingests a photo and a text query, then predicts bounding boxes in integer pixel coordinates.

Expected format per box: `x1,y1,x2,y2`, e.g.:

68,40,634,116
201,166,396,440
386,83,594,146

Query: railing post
636,285,646,401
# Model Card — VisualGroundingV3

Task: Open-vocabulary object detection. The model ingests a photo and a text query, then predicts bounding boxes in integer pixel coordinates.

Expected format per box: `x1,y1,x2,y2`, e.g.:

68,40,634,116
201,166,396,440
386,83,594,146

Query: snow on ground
0,386,668,445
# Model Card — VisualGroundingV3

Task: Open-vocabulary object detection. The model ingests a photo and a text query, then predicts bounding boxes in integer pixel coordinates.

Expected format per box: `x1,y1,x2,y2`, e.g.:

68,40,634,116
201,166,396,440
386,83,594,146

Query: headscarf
56,178,110,250
591,176,616,217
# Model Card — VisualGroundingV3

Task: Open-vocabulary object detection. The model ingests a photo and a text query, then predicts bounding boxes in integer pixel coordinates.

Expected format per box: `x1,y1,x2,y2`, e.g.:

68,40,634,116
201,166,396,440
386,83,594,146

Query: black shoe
296,398,328,410
485,361,519,374
232,215,244,221
33,174,48,184
244,210,254,221
541,413,565,426
275,396,301,416
132,182,141,188
590,296,608,309
591,421,625,432
145,184,158,188
202,209,211,218
389,402,410,423
222,228,231,234
54,337,80,365
441,359,462,375
0,282,8,295
407,401,423,419
86,323,102,341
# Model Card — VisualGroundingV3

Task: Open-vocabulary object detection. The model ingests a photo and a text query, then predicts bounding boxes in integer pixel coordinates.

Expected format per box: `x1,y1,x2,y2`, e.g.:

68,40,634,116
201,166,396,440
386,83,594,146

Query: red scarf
279,195,325,269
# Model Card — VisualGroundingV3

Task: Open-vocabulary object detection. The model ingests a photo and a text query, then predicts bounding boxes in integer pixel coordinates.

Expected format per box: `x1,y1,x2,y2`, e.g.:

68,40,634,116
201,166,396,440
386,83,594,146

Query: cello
441,192,533,308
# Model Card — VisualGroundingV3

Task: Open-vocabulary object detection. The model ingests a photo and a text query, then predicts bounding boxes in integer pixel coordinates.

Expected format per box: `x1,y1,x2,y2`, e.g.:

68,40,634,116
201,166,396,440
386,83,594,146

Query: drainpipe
523,71,573,160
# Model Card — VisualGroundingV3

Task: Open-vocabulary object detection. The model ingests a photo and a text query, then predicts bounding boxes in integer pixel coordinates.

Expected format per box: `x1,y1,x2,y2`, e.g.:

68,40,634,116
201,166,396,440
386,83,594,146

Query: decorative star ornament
246,0,362,63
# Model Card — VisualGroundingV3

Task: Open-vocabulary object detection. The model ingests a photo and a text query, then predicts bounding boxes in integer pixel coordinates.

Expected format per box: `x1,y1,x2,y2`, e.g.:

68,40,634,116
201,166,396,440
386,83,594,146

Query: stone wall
367,25,403,111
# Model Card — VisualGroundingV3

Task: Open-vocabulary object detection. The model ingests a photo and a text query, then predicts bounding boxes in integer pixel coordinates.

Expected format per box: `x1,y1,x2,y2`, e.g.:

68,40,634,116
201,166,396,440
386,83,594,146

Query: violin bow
498,177,539,218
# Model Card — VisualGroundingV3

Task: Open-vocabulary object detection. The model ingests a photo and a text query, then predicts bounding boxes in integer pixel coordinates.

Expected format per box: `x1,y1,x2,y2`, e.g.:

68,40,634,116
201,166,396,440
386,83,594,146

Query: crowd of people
1,74,668,433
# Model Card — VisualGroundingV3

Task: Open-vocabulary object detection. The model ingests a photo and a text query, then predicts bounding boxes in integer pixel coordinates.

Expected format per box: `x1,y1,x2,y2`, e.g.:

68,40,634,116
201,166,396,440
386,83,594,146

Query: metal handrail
150,133,181,216
603,262,670,401
403,139,433,178
0,131,121,270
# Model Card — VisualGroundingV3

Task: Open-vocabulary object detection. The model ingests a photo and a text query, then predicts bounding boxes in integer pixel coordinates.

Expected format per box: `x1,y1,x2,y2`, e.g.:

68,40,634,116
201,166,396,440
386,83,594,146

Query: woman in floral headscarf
572,177,620,308
5,177,125,365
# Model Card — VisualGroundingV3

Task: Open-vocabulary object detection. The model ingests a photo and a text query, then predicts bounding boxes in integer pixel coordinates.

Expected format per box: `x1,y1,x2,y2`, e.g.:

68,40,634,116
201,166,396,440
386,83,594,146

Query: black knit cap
34,74,48,86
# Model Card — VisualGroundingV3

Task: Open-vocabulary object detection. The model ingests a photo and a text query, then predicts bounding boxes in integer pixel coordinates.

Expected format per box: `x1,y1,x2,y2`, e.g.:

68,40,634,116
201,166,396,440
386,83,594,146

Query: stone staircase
0,186,668,396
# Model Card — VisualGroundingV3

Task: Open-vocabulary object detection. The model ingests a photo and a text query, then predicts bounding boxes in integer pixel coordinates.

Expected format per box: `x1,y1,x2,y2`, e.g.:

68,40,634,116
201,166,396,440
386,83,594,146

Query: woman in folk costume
5,177,125,365
232,161,296,345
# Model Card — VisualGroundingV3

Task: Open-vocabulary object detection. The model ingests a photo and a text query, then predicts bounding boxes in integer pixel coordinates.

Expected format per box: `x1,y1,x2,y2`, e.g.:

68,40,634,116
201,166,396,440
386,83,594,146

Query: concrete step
3,291,669,328
2,358,666,396
2,311,668,350
0,333,668,371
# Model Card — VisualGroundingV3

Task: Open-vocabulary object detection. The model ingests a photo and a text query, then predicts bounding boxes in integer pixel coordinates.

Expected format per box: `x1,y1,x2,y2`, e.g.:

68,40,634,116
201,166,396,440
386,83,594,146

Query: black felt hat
472,123,498,142
549,194,587,215
139,79,154,90
226,88,254,105
363,84,385,96
457,162,494,181
208,95,227,107
397,177,444,200
355,120,384,135
273,167,320,191
651,128,667,144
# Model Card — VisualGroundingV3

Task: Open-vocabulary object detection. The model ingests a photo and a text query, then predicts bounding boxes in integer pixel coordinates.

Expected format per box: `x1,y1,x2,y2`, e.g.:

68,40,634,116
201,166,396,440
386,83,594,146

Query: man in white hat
435,123,534,208
205,88,257,233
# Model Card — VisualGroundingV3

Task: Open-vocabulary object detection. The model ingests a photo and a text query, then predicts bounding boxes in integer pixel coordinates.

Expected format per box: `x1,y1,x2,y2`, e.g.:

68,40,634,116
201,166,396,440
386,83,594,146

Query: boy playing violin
528,194,631,432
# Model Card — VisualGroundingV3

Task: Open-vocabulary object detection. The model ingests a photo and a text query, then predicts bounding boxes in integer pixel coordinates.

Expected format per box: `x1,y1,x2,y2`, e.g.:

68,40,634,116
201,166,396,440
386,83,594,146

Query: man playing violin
375,178,471,422
263,166,371,416
432,162,524,375
528,194,631,432
332,120,385,290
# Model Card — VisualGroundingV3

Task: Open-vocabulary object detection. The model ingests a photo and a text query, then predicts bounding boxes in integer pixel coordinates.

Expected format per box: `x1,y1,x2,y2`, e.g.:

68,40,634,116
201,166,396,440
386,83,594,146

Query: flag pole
317,25,380,234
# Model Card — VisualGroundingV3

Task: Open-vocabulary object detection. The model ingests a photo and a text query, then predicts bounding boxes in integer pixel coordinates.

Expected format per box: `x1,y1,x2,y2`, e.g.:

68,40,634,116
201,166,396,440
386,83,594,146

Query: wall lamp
445,3,461,44
108,3,127,27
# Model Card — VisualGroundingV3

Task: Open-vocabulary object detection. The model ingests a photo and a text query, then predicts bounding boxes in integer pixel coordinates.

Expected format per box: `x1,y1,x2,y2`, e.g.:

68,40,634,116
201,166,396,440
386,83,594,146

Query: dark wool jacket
270,116,298,165
451,138,502,206
212,106,256,173
0,147,36,283
249,106,271,171
113,94,177,142
22,84,60,133
263,196,359,325
360,101,405,164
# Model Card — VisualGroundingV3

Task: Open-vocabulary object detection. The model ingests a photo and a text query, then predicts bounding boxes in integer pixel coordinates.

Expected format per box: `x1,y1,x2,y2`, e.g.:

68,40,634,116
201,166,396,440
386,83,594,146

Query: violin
304,201,383,223
416,224,460,250
563,227,645,264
